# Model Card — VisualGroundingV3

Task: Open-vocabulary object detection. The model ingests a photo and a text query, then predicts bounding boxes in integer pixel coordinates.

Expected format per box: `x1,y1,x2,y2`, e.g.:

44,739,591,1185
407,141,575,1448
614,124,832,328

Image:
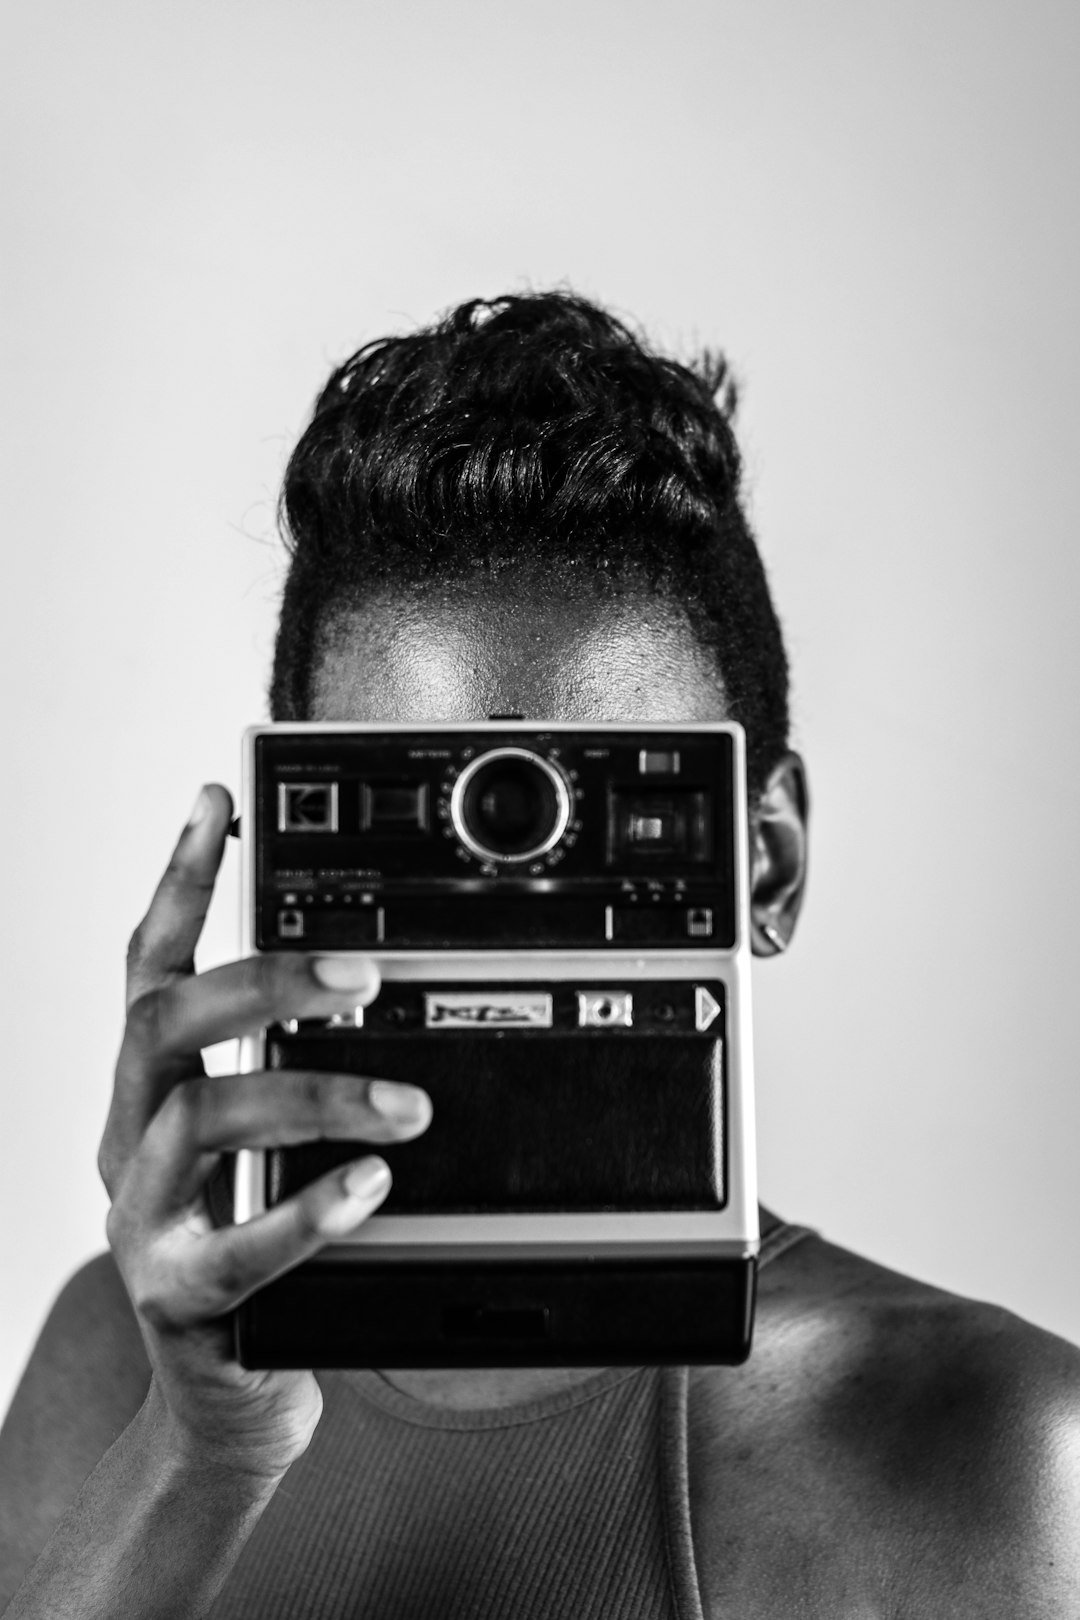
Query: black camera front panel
263,977,727,1217
251,727,738,952
237,1254,756,1368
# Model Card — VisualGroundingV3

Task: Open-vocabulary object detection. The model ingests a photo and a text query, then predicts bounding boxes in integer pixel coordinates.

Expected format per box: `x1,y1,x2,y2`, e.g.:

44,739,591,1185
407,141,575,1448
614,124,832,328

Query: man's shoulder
3,1250,149,1434
754,1225,1080,1421
0,1252,150,1607
23,1249,147,1381
688,1230,1080,1617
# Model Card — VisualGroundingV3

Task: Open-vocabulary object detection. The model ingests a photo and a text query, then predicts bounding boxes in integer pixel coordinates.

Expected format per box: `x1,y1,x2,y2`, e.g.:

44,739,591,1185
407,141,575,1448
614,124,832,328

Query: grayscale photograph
2,3,1078,1615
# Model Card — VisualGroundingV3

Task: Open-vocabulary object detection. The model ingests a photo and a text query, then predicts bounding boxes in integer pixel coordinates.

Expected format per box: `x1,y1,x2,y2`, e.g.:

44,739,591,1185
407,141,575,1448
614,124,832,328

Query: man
2,293,1078,1617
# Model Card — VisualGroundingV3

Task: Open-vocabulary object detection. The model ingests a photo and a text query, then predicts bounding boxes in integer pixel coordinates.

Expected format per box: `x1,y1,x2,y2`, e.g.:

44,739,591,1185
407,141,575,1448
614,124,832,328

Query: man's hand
100,783,432,1480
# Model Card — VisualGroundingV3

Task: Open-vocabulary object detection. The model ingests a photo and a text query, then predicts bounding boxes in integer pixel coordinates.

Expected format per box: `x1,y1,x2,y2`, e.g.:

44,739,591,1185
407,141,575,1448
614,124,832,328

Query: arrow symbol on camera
694,987,722,1032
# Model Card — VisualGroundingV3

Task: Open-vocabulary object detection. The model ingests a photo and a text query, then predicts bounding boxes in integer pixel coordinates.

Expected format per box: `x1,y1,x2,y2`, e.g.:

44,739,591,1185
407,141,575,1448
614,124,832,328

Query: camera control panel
248,726,739,953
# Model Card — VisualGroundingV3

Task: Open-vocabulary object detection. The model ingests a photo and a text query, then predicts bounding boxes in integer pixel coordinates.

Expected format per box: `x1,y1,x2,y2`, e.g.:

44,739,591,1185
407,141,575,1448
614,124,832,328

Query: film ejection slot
577,991,634,1028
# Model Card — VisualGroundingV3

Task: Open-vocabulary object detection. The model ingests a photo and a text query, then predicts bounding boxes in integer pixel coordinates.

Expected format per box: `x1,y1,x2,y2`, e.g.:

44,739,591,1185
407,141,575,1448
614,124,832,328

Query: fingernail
187,788,211,828
343,1157,391,1200
369,1079,431,1125
312,956,379,994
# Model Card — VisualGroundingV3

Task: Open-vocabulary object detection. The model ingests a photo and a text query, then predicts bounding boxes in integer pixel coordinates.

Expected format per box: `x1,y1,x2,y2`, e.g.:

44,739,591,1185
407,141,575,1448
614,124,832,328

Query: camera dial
450,747,572,864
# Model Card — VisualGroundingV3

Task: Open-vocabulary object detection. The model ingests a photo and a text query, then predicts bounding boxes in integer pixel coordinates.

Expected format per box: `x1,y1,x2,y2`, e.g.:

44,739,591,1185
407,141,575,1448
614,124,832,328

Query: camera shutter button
577,991,633,1028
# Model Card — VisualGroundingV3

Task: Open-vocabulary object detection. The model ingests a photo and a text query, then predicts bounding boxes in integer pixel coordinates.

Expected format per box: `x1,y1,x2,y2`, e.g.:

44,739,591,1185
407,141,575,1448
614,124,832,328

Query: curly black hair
271,291,789,796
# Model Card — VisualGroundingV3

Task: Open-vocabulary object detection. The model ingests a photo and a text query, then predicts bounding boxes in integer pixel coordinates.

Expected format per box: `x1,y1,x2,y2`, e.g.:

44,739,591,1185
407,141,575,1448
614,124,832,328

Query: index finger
126,784,233,1007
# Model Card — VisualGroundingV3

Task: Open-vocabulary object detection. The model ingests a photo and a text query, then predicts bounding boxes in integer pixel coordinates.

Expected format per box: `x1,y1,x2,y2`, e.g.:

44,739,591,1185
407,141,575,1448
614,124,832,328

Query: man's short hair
271,290,789,796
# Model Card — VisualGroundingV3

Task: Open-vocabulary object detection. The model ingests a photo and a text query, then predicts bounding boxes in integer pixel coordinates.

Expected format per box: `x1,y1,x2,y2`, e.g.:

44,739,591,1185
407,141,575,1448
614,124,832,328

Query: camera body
233,722,759,1367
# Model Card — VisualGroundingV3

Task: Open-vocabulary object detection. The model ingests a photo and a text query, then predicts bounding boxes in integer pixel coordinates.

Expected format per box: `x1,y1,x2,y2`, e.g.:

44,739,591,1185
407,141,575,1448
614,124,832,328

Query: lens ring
450,748,571,863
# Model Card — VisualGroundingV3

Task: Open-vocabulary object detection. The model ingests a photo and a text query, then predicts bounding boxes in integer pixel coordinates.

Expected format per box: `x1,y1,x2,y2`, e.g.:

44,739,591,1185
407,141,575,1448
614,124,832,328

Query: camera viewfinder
608,788,713,864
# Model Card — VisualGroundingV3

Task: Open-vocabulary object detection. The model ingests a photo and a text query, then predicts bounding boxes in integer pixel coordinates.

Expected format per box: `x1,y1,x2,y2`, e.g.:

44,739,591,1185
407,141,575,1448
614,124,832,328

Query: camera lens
451,748,571,863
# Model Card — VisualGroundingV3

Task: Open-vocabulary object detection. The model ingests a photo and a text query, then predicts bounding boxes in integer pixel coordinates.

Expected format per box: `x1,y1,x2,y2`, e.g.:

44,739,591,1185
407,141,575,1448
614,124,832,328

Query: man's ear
748,751,809,956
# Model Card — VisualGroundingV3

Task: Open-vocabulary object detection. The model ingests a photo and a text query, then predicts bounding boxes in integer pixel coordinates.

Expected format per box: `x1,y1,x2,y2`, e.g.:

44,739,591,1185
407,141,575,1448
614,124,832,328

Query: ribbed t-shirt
209,1223,812,1620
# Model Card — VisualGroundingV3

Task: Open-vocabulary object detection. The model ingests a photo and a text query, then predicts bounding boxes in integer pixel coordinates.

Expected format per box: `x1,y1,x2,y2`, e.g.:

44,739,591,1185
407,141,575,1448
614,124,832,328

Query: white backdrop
3,0,1078,1412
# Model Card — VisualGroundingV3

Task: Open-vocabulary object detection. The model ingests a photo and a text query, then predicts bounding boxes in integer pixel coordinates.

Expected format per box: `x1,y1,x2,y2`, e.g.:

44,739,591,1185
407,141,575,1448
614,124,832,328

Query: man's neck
371,1364,609,1410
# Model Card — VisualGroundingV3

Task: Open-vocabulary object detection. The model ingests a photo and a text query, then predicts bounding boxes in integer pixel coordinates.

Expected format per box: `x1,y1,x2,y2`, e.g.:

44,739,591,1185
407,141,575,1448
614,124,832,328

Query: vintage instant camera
232,722,759,1366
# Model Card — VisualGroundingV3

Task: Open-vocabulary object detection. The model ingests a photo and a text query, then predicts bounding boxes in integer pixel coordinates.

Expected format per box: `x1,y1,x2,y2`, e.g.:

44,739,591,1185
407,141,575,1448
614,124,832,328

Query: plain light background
3,0,1078,1414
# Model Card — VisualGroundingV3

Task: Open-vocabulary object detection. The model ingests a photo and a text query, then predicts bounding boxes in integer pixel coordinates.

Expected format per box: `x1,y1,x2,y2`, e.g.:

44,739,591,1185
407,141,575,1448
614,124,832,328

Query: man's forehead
309,579,729,724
